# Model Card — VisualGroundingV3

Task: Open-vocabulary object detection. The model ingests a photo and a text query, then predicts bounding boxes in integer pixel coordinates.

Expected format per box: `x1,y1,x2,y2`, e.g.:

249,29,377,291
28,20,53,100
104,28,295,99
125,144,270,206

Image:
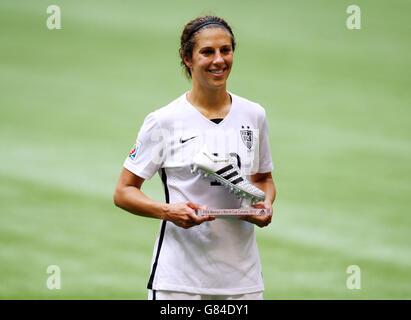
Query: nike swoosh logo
180,136,197,144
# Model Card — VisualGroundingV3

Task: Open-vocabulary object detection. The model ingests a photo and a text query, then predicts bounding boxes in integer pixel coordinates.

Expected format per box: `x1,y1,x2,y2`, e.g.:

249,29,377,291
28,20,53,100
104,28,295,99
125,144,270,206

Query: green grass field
1,0,410,299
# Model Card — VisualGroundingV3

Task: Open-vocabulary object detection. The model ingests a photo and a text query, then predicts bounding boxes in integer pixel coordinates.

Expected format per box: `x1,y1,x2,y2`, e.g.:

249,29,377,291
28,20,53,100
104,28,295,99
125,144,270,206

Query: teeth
209,69,224,74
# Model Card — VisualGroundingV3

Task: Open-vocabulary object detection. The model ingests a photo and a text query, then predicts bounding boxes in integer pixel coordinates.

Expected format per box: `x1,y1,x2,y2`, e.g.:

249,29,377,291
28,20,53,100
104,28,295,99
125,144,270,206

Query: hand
163,201,215,229
237,200,273,228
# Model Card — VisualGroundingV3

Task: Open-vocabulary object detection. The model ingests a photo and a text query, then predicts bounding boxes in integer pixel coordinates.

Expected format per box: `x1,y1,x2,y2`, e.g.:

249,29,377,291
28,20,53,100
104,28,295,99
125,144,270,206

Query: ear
182,55,192,70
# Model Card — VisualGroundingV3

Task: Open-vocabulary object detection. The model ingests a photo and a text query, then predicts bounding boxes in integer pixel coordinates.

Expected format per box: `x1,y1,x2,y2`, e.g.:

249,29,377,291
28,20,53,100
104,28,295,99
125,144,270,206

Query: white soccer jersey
123,92,274,295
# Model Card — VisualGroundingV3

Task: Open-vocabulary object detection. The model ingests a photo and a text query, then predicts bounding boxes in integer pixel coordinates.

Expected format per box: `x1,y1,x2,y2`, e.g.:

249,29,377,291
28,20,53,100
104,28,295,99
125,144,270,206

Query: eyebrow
199,45,232,51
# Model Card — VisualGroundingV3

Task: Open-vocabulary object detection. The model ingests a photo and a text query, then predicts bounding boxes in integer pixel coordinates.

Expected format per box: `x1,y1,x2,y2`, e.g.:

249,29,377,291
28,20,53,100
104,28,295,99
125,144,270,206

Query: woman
114,16,276,300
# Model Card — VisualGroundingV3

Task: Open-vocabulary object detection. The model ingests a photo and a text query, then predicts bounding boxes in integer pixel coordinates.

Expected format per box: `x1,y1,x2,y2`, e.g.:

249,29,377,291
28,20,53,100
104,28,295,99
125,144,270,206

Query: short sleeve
123,112,165,180
258,110,274,173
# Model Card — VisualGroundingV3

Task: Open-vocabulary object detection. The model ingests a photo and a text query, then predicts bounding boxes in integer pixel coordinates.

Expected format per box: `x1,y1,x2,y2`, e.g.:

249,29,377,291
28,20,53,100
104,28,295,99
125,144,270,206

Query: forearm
114,185,214,228
114,186,167,220
239,174,276,227
252,176,276,204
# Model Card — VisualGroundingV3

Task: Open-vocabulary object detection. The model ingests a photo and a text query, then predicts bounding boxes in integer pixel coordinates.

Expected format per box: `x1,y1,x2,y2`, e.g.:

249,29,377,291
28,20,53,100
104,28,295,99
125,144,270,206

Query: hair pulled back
179,16,236,78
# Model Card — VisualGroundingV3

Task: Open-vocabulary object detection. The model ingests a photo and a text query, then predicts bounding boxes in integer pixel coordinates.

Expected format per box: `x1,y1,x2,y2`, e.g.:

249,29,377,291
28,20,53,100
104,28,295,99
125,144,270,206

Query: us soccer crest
240,125,253,150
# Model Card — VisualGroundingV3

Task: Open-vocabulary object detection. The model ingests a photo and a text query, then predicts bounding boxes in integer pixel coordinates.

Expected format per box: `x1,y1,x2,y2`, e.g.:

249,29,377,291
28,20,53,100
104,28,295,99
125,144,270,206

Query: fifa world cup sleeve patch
128,140,142,161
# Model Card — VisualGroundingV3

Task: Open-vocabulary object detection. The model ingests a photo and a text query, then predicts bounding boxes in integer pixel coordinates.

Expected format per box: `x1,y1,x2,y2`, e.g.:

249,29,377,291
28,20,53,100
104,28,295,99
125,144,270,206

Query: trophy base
195,198,270,216
196,208,270,216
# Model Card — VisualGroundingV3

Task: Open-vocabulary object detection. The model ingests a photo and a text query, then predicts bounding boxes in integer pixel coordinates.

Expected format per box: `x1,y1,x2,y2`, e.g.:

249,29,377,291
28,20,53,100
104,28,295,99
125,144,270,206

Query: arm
250,171,276,205
238,171,276,228
113,168,214,228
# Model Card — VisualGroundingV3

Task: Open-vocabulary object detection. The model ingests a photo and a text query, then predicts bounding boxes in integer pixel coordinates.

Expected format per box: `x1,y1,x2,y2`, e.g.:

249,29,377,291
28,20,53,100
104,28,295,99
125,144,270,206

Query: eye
201,49,213,55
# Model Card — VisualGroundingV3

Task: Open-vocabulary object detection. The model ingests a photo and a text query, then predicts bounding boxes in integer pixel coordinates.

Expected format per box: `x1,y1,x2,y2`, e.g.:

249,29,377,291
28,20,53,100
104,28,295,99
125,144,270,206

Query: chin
207,81,227,90
195,72,230,89
208,76,230,88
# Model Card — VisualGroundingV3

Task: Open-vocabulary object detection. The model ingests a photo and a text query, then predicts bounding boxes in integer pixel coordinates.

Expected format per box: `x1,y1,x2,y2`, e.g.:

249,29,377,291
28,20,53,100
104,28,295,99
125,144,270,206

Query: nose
213,50,225,65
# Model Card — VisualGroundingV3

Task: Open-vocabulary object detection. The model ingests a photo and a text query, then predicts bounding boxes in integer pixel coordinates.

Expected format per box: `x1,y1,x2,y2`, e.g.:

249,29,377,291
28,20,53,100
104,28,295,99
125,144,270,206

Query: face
185,27,234,89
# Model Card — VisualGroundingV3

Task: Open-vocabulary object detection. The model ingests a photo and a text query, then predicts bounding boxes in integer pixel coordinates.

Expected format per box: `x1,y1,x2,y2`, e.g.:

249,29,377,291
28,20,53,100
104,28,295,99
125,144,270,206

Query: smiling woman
179,16,236,78
114,15,276,301
179,17,236,119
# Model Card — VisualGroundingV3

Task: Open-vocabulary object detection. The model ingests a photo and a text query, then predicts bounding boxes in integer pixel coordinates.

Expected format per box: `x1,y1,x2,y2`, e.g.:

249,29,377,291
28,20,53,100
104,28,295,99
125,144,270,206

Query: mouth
207,67,228,77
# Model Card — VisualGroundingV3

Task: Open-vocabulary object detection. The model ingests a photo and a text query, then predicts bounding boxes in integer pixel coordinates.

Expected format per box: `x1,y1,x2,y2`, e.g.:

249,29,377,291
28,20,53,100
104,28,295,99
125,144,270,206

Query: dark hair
179,16,236,78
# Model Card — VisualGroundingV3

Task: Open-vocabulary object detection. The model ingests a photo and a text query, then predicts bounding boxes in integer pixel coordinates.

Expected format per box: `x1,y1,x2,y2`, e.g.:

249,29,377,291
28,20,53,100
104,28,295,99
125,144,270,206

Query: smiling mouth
208,68,227,76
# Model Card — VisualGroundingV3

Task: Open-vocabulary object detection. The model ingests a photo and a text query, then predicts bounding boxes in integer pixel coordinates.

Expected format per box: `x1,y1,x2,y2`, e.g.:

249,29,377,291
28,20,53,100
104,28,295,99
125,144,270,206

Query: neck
188,80,230,112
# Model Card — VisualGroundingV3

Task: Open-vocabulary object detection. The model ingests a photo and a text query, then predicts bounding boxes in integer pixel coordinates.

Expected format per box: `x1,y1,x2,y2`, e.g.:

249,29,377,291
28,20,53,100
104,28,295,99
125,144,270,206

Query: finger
196,214,215,224
237,215,253,222
244,214,267,224
186,201,203,210
256,202,273,217
187,211,207,224
252,201,266,208
261,216,272,227
198,214,215,222
191,205,212,222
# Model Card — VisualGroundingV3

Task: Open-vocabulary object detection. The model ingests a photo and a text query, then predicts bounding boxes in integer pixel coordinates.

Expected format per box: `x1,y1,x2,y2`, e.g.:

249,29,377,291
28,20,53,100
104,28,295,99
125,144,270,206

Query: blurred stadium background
1,0,410,299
